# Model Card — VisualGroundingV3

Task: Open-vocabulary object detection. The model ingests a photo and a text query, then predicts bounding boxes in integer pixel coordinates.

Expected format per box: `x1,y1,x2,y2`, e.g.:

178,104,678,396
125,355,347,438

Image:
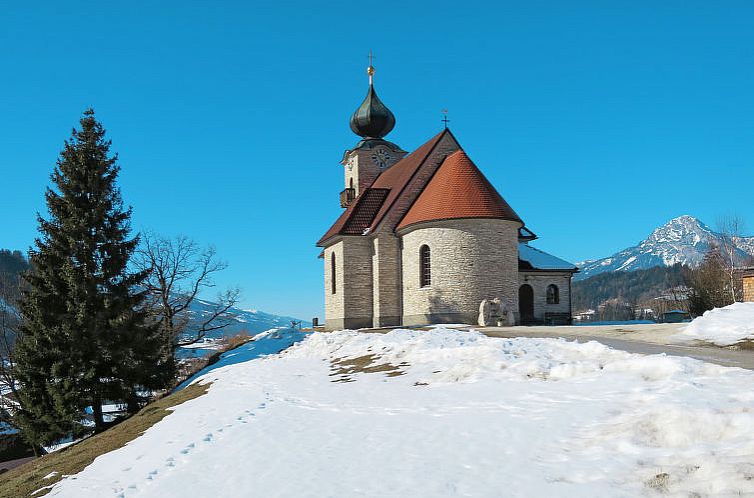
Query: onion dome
349,64,396,139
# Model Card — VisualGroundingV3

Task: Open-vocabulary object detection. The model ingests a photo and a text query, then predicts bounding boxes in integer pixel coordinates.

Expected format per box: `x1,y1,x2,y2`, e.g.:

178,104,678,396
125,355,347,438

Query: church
317,62,578,330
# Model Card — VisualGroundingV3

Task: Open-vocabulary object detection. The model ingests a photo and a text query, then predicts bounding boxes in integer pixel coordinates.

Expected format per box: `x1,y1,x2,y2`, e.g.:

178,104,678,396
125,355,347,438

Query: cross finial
441,109,450,129
367,50,376,85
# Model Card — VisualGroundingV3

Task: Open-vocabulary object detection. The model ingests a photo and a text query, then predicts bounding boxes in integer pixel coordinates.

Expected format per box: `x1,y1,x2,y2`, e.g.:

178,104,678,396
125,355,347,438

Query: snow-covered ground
673,302,754,346
48,328,754,497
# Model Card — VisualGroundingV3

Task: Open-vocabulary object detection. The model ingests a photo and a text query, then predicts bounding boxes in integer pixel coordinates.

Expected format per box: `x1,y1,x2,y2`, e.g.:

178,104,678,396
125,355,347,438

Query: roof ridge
317,129,451,246
367,129,450,232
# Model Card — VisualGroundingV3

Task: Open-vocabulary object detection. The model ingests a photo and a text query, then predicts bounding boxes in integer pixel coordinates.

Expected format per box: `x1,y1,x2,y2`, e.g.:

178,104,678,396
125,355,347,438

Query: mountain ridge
575,215,754,281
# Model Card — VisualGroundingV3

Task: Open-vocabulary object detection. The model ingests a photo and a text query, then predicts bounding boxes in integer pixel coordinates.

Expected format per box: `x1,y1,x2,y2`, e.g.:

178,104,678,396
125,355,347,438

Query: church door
519,284,534,324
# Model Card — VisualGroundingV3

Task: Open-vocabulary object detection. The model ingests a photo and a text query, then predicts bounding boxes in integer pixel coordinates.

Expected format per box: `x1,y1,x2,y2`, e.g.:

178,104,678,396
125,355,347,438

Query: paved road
480,327,754,370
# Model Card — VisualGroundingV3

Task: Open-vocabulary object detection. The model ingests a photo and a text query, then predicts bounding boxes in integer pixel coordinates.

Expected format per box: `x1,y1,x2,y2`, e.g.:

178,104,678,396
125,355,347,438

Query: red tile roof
341,188,389,234
397,150,522,230
317,130,449,246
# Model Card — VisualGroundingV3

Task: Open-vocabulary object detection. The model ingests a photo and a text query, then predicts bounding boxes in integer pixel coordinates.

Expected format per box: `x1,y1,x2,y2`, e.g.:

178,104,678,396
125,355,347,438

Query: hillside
572,264,686,311
0,250,28,302
576,215,754,280
0,250,28,276
32,327,754,497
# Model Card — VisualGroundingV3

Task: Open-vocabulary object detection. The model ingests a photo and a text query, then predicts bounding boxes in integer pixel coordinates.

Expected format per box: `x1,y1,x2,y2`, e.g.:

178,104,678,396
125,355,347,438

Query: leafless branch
136,233,239,354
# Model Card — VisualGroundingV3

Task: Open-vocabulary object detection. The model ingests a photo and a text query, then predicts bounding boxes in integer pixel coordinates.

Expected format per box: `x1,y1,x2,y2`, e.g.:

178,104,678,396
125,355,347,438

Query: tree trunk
126,388,141,414
92,391,104,430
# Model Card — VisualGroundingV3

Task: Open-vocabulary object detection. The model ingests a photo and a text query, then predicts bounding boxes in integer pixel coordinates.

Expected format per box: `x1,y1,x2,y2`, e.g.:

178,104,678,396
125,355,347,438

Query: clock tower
339,61,406,208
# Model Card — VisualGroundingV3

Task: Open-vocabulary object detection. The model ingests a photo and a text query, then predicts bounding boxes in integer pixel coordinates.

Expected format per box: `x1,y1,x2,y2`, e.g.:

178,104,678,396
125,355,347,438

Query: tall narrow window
419,245,431,287
546,284,559,304
331,253,337,294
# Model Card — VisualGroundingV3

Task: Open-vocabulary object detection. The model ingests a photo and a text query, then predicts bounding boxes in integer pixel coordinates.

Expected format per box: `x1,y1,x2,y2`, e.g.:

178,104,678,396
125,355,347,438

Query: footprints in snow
128,393,273,492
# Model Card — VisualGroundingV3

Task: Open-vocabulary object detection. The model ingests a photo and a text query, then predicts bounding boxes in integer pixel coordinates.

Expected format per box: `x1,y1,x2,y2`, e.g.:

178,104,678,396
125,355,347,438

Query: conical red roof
397,150,522,230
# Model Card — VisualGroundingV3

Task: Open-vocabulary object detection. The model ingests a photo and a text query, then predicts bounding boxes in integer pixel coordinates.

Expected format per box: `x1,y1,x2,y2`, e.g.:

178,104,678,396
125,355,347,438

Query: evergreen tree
13,110,168,448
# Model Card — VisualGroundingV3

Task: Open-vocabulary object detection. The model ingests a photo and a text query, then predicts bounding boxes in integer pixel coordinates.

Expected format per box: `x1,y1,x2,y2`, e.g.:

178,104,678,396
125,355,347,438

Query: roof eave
396,216,524,234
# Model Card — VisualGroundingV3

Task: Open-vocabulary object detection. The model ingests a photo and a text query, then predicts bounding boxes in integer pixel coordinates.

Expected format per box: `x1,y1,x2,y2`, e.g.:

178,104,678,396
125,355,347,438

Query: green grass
0,382,210,498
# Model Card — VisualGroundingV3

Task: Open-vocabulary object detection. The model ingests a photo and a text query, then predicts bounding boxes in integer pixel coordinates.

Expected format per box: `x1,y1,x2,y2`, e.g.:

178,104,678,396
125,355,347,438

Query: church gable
317,129,456,246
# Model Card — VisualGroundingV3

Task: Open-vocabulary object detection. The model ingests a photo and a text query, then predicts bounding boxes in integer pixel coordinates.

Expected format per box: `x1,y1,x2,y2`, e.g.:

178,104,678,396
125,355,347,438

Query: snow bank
49,328,754,497
673,302,754,346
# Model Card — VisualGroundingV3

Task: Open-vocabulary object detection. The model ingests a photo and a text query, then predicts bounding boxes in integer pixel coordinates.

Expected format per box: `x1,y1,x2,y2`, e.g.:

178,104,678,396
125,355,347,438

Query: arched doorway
519,284,534,324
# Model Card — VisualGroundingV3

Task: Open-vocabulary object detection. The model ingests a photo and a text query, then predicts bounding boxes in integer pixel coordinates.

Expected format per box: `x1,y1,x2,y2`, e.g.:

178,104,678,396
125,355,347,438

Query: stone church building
317,64,577,330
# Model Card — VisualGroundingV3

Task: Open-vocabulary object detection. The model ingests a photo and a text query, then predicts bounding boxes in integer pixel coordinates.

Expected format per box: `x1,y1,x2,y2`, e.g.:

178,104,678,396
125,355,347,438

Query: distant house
736,266,754,302
661,310,691,323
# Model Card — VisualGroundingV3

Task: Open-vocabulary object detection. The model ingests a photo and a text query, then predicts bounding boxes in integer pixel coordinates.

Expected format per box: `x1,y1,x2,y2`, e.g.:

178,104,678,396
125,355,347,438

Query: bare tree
685,245,732,316
136,234,240,356
716,215,746,303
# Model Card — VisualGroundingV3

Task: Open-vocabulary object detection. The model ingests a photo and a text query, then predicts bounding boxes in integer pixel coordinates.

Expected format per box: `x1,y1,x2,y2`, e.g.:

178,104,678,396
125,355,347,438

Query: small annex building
317,63,578,330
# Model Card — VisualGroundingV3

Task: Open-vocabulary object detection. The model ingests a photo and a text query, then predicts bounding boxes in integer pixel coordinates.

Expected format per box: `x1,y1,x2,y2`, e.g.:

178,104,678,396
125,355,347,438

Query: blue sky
2,1,753,319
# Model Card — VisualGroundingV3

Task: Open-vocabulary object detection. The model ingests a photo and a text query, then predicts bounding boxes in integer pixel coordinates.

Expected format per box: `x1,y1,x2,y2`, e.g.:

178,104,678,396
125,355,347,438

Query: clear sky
2,1,753,319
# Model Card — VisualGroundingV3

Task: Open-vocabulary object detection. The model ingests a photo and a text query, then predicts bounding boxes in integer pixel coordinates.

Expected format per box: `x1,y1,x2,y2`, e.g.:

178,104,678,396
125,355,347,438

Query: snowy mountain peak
644,215,710,245
575,215,754,281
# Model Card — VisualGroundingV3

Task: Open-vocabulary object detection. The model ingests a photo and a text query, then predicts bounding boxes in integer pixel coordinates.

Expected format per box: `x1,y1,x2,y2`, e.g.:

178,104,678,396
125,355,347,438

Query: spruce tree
14,110,167,448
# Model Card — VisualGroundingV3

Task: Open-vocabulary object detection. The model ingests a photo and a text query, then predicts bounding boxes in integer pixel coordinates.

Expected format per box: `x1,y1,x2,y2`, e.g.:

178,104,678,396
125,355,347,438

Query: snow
173,327,306,391
616,255,636,271
48,328,754,497
518,243,577,270
178,339,223,350
672,302,754,346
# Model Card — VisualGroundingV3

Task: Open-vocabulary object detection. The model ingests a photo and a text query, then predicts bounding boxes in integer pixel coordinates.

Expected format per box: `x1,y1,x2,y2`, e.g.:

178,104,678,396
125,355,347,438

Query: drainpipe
568,274,573,325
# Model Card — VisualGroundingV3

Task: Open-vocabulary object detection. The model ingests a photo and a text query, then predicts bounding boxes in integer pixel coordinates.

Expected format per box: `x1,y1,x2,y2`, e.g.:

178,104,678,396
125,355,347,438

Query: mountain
575,215,754,281
572,264,685,311
186,299,310,339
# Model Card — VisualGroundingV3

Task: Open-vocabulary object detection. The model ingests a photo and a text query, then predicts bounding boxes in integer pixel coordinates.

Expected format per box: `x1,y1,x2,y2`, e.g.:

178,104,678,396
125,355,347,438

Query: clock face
371,147,392,169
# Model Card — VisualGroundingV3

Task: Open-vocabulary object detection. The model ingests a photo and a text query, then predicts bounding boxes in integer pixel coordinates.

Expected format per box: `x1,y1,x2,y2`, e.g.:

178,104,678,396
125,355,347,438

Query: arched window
546,284,559,304
419,245,431,287
331,253,337,294
349,177,354,190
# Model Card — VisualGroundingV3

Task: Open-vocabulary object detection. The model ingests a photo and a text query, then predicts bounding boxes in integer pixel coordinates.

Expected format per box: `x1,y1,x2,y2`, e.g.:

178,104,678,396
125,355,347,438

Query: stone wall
399,219,521,325
324,238,374,330
323,241,344,329
343,146,407,198
343,150,379,198
342,237,374,329
372,234,402,327
517,271,573,323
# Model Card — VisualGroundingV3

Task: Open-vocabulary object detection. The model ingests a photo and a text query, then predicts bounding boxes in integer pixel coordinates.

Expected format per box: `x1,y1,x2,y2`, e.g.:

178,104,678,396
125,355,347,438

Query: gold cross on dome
367,51,376,84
